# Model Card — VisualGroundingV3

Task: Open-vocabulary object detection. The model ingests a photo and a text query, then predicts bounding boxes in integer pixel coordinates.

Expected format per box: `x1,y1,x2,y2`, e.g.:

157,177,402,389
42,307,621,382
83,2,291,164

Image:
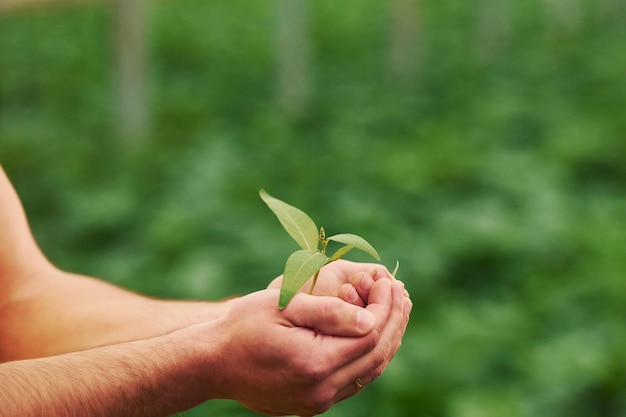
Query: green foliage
281,249,328,308
260,189,380,309
259,189,319,252
1,1,626,416
326,233,380,261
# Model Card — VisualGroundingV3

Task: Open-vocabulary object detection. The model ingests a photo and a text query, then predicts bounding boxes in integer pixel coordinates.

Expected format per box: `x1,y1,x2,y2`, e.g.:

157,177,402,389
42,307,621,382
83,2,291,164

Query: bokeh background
2,0,626,416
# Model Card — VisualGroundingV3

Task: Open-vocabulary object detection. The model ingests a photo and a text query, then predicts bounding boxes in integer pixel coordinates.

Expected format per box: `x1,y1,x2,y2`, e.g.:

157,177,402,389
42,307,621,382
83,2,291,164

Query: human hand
267,259,397,308
204,278,411,416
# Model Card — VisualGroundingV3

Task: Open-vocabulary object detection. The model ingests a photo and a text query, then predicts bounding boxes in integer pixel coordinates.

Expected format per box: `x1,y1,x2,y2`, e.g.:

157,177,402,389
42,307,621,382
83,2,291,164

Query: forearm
1,166,230,361
0,326,219,417
1,269,229,361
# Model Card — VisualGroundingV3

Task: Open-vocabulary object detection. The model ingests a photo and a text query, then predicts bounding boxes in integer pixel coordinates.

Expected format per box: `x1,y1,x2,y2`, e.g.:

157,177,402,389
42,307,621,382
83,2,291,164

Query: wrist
171,316,232,402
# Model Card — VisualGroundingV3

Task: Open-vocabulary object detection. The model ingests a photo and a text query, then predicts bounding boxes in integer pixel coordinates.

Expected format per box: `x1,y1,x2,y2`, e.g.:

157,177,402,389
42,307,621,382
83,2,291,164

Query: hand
205,278,411,416
267,260,397,307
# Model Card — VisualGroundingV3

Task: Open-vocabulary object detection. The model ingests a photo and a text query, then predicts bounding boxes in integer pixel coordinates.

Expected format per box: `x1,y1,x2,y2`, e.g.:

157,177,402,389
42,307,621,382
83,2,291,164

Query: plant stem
308,269,321,295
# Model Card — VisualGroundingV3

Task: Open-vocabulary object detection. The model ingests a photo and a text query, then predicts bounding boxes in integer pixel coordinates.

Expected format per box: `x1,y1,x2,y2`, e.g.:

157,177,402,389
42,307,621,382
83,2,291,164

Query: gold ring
354,378,364,390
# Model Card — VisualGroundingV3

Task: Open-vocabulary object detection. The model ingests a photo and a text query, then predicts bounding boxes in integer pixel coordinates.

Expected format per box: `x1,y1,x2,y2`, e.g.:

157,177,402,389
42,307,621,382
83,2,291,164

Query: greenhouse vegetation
1,0,625,416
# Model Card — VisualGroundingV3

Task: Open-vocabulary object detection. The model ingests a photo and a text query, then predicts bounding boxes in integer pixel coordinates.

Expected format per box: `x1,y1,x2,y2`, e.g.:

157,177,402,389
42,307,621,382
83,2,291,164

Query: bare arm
0,166,412,416
1,281,410,417
0,328,213,417
0,166,226,361
0,166,394,361
0,268,228,361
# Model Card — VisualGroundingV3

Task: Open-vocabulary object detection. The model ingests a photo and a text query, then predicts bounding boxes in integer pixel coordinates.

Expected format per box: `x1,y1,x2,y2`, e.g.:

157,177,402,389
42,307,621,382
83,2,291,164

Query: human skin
268,259,406,308
0,165,412,416
0,161,228,360
0,279,408,417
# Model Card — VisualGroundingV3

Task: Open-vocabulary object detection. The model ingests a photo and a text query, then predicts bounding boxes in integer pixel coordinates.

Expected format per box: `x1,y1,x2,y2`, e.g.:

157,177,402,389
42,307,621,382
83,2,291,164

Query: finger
369,266,394,281
331,279,405,402
336,264,404,308
337,283,365,307
374,281,413,375
328,260,394,282
365,280,407,377
279,289,390,375
337,270,375,306
353,271,375,302
369,282,411,375
306,279,396,379
361,277,393,328
281,293,376,337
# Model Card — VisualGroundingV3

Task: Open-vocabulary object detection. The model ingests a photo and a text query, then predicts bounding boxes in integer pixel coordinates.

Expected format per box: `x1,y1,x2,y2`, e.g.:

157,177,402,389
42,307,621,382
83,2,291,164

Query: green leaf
327,233,380,260
279,250,329,309
260,189,319,251
328,245,353,262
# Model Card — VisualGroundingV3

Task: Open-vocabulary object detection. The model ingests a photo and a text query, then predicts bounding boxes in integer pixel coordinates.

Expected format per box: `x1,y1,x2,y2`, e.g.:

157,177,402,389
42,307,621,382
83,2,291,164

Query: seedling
260,189,391,310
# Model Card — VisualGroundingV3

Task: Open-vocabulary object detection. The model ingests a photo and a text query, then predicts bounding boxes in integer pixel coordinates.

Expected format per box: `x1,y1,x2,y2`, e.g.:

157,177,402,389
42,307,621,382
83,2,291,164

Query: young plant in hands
260,189,398,310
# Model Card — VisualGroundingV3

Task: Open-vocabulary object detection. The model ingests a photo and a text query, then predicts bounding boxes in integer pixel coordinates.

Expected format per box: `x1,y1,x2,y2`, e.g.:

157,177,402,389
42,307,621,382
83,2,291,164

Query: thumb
281,293,376,337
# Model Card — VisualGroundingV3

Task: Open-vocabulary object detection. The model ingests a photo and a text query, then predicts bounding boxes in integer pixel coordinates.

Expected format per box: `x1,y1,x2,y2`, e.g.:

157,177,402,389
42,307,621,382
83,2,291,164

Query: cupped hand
206,277,412,417
267,260,396,307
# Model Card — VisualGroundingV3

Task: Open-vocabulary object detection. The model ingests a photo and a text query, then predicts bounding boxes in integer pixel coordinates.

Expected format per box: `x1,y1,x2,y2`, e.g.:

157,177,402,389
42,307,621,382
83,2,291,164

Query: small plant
260,189,394,310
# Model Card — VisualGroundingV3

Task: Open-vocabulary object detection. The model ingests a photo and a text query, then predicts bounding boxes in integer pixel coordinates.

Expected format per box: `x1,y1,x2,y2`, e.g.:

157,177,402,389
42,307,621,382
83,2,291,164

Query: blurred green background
2,0,626,416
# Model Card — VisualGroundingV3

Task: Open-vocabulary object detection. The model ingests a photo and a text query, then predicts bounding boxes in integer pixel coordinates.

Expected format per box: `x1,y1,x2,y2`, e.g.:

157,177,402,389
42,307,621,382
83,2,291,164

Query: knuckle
309,400,333,416
307,365,328,382
304,387,334,415
295,358,328,383
366,329,381,351
372,347,388,369
370,365,384,382
374,353,386,370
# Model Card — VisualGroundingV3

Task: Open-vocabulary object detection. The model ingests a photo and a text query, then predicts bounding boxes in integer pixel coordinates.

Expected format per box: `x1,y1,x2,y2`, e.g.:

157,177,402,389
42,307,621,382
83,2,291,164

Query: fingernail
369,268,381,280
348,287,359,303
357,310,375,332
360,272,374,290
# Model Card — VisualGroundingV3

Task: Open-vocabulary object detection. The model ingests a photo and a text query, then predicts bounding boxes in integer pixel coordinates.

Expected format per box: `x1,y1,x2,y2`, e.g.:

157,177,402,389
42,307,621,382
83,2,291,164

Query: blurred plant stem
275,0,312,116
114,0,149,143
